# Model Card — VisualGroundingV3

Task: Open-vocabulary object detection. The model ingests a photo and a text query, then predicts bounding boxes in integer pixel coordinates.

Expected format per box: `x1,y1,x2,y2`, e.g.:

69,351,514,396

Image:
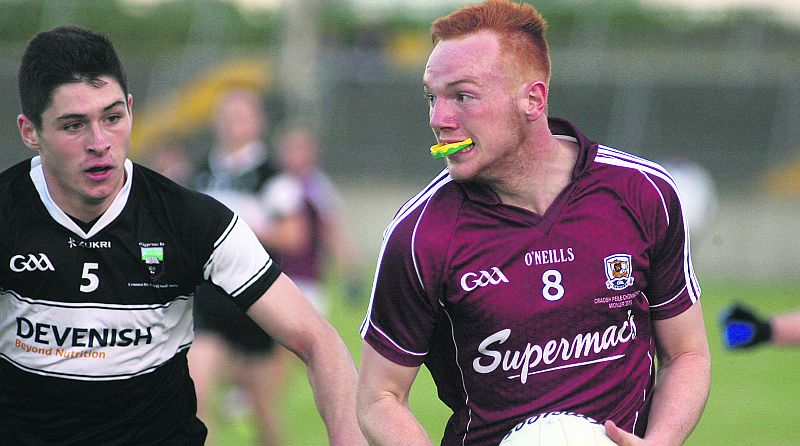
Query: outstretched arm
357,342,433,446
246,273,366,445
719,304,800,348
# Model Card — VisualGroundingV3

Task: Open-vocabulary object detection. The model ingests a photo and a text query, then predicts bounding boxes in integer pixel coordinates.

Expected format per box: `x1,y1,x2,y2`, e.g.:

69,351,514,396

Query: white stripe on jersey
393,169,450,226
365,322,428,358
30,157,134,239
204,214,273,299
441,307,474,445
411,195,439,291
1,288,193,381
594,147,700,303
360,171,452,345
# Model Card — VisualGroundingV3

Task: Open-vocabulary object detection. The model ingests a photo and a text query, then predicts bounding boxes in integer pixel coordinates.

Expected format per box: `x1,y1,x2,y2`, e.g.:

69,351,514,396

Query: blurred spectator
276,124,365,310
188,88,308,446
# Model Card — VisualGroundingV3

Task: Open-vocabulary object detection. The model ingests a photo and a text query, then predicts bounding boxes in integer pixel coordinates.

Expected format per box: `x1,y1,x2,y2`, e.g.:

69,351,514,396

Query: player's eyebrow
54,99,127,122
424,77,481,92
447,77,480,88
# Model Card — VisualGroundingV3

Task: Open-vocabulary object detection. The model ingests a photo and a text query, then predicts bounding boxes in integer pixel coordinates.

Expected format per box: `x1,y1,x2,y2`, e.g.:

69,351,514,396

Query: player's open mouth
430,138,474,159
85,165,113,180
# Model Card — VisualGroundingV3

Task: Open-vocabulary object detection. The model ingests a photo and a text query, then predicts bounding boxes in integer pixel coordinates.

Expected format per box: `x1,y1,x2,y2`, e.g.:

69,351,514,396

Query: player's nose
429,99,457,132
86,122,111,152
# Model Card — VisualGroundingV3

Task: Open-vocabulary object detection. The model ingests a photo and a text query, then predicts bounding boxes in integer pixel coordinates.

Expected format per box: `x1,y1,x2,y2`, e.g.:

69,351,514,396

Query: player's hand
719,303,772,349
603,420,642,445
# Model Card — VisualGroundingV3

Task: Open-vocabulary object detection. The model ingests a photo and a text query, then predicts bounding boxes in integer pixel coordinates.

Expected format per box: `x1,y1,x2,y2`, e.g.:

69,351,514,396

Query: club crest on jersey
604,254,634,290
140,242,165,279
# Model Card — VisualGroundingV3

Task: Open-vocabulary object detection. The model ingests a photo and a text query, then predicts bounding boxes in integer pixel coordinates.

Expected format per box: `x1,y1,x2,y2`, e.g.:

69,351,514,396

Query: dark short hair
18,25,128,129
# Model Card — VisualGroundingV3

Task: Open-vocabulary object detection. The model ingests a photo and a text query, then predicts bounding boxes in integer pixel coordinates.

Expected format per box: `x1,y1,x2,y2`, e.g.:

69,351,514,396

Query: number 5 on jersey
81,262,99,293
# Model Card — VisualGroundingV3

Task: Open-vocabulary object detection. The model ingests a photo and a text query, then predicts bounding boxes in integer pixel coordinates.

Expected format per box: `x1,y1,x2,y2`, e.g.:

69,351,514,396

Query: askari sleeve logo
604,254,634,290
139,242,165,279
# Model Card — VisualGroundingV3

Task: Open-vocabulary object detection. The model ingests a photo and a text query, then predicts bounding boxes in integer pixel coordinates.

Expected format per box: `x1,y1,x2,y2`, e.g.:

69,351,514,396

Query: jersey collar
29,156,134,239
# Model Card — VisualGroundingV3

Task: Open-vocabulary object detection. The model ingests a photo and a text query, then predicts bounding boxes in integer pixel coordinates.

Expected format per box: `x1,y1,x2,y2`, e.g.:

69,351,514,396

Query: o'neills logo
472,311,637,384
16,317,153,348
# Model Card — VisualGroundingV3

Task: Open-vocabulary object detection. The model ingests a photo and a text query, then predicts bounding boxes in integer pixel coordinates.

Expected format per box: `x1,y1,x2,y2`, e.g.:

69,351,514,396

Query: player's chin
82,183,120,203
445,161,479,182
446,169,473,183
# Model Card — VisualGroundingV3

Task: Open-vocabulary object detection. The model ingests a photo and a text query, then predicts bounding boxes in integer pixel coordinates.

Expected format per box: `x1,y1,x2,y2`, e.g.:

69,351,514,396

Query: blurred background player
188,88,308,446
720,304,800,349
276,123,364,310
141,136,194,187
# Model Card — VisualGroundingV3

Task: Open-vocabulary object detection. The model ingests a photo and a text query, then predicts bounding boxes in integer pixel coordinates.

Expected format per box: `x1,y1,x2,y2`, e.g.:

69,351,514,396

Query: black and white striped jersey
0,157,281,445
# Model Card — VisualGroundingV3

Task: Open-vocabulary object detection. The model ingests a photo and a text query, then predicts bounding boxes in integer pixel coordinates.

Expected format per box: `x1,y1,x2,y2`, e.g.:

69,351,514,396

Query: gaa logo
9,253,55,272
460,267,509,291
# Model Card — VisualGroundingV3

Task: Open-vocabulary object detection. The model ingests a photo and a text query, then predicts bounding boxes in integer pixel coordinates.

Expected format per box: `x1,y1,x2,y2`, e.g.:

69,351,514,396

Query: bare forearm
770,311,800,345
644,353,711,445
304,328,366,445
357,397,433,446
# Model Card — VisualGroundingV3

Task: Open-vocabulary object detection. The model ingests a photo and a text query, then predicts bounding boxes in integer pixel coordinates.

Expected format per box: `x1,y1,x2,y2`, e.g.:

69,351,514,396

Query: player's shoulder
592,145,678,195
382,169,463,251
0,159,38,209
132,163,232,219
0,158,34,188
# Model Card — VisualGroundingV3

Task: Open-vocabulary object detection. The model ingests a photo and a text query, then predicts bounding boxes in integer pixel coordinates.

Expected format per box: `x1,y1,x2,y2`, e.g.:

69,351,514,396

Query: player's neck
44,170,125,225
493,136,578,215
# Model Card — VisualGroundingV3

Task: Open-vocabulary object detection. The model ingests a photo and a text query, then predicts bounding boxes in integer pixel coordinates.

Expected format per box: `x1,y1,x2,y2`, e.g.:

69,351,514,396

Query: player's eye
64,122,84,132
424,93,435,106
456,93,472,102
106,114,122,124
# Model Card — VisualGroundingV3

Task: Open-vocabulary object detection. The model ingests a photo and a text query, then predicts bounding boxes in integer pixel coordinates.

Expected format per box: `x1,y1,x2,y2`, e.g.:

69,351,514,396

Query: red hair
431,0,551,84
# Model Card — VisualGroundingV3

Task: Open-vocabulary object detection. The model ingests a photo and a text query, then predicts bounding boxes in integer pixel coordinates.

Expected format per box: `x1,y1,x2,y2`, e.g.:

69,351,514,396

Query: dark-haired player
0,25,364,446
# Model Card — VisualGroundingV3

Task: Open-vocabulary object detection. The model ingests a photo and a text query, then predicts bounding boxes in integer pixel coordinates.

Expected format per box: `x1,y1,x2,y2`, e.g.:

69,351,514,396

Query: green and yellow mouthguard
430,138,473,159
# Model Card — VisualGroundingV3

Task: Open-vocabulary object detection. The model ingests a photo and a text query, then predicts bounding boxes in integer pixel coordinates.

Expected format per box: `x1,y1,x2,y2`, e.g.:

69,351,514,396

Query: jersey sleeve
202,213,282,311
360,180,455,367
178,186,282,311
642,168,701,320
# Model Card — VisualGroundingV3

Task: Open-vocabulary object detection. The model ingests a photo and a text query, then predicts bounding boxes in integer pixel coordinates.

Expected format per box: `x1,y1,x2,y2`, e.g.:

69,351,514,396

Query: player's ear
17,114,40,151
523,80,548,121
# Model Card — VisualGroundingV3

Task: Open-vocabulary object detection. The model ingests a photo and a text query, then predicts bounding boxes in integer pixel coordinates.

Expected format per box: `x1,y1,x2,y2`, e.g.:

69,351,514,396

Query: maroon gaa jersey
360,117,700,446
